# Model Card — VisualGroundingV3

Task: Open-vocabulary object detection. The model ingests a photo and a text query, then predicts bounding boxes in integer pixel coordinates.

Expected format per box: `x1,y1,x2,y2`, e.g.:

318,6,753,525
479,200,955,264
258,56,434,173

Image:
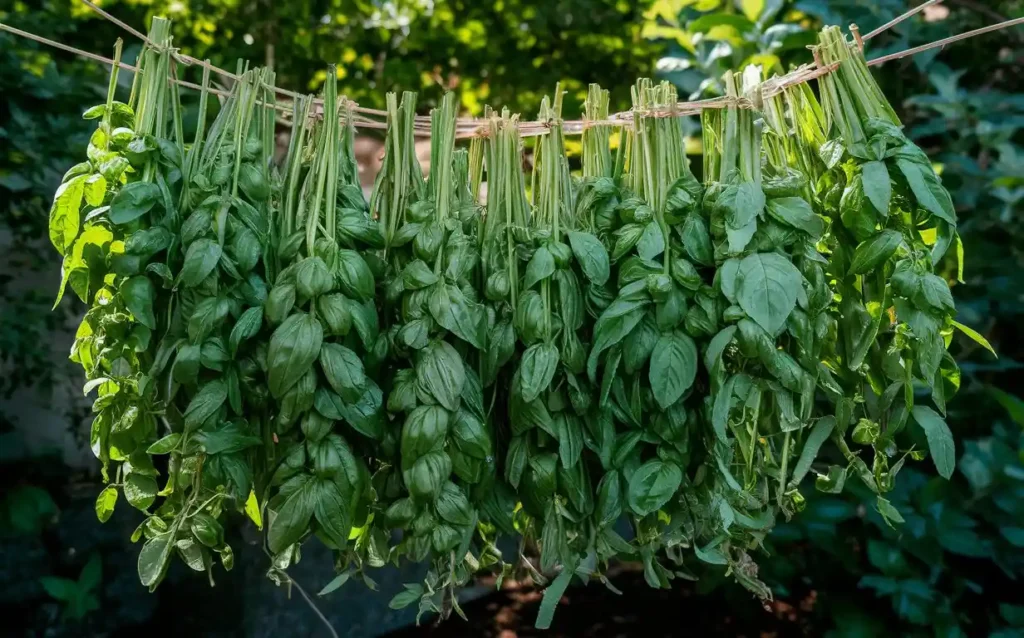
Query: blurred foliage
1,0,1023,635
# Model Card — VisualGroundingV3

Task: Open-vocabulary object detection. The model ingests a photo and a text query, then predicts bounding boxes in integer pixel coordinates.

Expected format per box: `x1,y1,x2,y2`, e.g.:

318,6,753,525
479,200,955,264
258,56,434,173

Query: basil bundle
262,71,382,572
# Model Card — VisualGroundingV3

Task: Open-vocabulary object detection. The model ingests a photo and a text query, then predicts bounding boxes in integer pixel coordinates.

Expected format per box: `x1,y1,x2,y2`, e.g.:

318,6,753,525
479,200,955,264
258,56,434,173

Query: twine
3,2,1022,139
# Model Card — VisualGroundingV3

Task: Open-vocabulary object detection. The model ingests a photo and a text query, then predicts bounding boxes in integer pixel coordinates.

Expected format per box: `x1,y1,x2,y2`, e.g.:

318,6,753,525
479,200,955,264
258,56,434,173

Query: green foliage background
1,0,1022,635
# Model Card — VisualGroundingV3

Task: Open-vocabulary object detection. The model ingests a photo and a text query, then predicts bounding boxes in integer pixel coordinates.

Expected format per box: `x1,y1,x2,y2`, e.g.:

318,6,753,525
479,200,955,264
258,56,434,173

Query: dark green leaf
627,460,681,516
110,181,160,225
911,405,955,479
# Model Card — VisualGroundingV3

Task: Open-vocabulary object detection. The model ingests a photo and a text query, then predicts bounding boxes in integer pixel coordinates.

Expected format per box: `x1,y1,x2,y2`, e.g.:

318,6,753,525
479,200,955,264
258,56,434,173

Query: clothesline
1,3,1021,139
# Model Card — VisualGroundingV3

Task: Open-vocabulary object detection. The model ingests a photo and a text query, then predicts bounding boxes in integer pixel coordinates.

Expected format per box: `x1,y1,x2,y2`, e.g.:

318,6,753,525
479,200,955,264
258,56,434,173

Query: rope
3,12,1022,137
865,0,944,40
868,15,1024,66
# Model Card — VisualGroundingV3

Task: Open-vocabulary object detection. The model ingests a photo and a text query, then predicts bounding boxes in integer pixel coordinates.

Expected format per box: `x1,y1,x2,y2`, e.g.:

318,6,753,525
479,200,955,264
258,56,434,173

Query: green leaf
268,477,315,553
229,307,263,356
109,181,161,225
195,422,261,454
911,405,955,479
636,223,665,261
789,416,835,487
766,197,823,238
336,250,375,301
681,214,713,266
627,460,681,516
147,433,181,454
849,230,903,275
896,158,956,224
587,304,647,381
183,380,227,431
649,332,698,410
49,174,86,255
535,562,575,630
861,161,891,215
313,478,352,548
267,313,323,399
689,13,756,33
317,572,352,597
416,341,466,411
179,238,223,287
389,584,424,610
567,231,610,285
876,496,905,527
519,342,560,403
952,320,996,358
94,486,118,523
525,246,556,289
137,532,172,589
401,259,438,290
320,343,367,403
428,283,487,349
736,252,802,335
121,276,156,329
123,474,157,511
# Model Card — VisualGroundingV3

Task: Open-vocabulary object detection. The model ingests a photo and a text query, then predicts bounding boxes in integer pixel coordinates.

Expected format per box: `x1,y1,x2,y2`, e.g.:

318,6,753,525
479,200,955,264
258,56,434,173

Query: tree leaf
649,332,698,410
736,252,802,334
567,231,610,285
911,405,955,479
861,160,891,215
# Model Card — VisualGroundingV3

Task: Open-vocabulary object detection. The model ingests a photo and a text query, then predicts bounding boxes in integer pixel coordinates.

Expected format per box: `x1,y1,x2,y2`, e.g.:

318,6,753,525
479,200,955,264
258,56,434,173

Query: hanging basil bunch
374,93,488,569
261,71,381,568
795,29,964,516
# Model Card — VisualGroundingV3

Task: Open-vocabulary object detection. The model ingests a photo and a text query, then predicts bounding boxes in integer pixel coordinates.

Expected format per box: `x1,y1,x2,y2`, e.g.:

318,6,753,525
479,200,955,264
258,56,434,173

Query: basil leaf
861,160,891,216
849,229,903,275
110,181,160,225
267,312,324,399
518,342,560,403
627,460,681,516
524,245,555,289
567,230,610,285
736,252,802,335
649,332,698,410
911,405,955,479
179,238,223,287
